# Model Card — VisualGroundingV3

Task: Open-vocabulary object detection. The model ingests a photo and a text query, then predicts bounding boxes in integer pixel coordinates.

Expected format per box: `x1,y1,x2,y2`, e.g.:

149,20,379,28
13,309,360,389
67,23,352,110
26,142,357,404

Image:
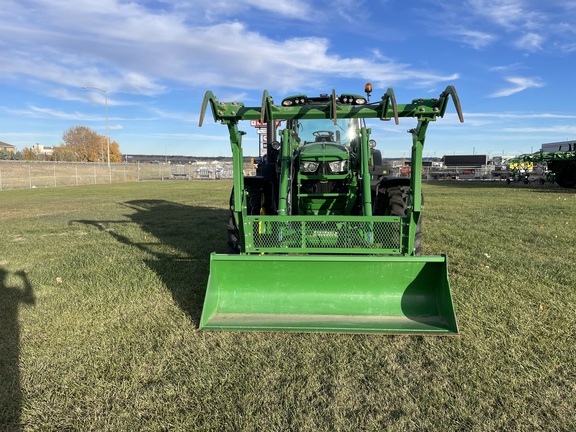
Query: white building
32,144,54,157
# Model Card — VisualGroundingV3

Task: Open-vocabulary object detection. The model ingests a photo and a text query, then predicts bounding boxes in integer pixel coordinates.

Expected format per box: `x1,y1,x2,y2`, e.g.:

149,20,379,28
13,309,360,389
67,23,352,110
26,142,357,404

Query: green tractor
199,84,463,334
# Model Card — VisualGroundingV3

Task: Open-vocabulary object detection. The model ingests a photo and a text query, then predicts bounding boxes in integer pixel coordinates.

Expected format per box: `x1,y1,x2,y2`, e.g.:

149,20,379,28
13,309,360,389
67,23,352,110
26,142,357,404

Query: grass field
1,181,575,431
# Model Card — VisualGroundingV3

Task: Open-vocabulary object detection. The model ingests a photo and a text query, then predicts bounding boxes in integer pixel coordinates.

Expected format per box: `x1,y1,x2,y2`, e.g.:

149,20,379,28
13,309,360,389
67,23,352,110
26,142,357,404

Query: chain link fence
1,160,507,192
0,161,240,191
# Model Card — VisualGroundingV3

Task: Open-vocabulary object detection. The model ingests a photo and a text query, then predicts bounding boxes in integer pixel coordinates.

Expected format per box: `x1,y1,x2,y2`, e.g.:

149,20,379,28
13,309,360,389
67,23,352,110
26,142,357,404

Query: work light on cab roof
281,92,367,106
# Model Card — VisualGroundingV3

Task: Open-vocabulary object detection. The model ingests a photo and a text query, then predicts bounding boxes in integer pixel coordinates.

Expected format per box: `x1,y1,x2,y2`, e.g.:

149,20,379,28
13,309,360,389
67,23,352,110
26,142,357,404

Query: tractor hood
298,142,348,160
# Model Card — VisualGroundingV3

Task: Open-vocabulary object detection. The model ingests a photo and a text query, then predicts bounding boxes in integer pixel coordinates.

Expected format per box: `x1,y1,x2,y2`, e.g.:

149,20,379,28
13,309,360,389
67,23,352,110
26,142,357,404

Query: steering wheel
313,130,334,142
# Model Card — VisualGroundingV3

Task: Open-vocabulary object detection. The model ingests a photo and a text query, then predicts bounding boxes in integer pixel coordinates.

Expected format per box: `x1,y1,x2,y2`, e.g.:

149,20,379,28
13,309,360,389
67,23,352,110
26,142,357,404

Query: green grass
1,181,575,431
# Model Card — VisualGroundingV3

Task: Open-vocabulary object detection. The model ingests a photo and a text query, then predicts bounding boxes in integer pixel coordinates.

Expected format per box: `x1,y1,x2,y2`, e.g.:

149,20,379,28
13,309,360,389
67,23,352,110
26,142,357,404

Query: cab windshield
299,119,360,146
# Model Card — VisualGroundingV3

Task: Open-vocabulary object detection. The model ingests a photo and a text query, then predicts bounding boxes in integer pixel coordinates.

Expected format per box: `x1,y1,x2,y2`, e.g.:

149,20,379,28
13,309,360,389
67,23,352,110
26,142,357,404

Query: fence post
75,164,79,186
29,164,32,189
54,162,57,187
94,164,97,184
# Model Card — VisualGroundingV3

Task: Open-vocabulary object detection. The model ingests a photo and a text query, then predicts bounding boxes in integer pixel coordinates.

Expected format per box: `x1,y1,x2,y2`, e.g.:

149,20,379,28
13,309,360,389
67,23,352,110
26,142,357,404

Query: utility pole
82,86,110,167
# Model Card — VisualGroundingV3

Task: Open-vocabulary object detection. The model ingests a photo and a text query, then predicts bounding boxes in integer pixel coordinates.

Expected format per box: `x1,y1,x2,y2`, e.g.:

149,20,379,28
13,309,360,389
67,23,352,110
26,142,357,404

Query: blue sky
2,0,576,158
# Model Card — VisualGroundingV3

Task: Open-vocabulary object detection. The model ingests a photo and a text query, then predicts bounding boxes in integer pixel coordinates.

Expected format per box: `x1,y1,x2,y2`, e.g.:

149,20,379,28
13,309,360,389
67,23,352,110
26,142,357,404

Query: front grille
300,179,347,194
244,216,403,254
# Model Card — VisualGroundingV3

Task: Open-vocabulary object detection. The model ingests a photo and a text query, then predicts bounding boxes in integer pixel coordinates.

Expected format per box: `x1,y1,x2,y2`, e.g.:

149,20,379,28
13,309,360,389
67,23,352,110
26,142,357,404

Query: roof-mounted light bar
281,95,308,106
339,94,367,105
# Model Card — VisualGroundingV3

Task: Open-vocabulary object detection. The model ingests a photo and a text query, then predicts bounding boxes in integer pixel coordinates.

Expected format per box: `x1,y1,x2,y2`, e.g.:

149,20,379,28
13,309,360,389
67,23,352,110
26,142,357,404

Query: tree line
1,126,123,162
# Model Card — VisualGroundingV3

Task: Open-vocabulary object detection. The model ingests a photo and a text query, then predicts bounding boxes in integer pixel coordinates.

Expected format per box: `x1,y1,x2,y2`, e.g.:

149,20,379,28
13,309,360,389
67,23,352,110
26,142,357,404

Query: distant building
541,140,575,152
31,144,53,157
442,154,488,167
0,141,16,153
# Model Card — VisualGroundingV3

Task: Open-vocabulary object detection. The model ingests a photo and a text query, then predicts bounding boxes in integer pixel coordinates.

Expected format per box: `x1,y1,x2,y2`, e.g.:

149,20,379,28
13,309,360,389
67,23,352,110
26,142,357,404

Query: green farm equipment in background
198,84,463,334
507,149,576,188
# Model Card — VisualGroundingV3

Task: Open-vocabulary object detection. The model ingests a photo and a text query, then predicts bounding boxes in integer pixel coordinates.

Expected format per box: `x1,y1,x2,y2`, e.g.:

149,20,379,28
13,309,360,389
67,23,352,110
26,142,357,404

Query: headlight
328,160,347,174
369,139,377,148
300,161,319,173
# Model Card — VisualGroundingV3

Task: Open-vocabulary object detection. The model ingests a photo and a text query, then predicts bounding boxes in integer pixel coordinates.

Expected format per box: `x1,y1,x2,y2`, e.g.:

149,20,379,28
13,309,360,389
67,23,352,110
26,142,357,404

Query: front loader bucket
200,254,458,335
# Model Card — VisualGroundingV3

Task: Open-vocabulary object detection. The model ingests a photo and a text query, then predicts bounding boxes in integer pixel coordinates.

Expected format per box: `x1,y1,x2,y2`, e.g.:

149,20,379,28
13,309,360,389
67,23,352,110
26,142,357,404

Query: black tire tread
382,185,422,255
226,186,264,254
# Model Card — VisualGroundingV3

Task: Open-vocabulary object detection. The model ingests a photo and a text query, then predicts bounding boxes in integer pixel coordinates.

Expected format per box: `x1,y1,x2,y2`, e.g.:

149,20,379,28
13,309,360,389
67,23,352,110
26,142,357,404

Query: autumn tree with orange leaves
51,126,122,162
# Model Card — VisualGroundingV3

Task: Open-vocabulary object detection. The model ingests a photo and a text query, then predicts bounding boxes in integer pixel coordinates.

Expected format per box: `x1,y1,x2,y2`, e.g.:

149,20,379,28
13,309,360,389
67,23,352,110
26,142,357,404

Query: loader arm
201,87,463,125
438,85,464,123
381,88,399,124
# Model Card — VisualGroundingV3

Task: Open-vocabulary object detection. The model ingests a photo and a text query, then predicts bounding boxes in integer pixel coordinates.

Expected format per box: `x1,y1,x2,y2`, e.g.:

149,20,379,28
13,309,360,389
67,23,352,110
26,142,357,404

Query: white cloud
467,0,527,28
29,106,85,120
453,29,498,49
488,63,524,72
2,105,94,121
466,112,576,119
244,0,313,19
503,125,576,134
149,108,198,123
432,0,576,54
171,0,315,22
514,32,544,51
0,2,459,96
490,76,545,97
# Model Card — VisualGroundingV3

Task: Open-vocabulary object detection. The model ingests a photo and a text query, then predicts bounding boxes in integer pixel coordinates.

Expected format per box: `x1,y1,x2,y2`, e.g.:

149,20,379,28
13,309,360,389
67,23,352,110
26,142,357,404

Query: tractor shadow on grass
0,268,34,431
73,200,229,327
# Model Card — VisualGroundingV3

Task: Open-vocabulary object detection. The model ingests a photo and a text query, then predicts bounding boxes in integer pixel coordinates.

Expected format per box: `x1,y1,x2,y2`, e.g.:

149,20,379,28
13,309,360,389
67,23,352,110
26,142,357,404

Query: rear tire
227,213,240,254
380,185,422,255
226,186,265,254
551,161,576,188
227,190,240,254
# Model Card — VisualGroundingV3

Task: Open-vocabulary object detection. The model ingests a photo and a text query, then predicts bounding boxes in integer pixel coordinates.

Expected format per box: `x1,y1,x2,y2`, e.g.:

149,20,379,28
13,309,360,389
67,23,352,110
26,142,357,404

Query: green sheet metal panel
200,254,458,335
